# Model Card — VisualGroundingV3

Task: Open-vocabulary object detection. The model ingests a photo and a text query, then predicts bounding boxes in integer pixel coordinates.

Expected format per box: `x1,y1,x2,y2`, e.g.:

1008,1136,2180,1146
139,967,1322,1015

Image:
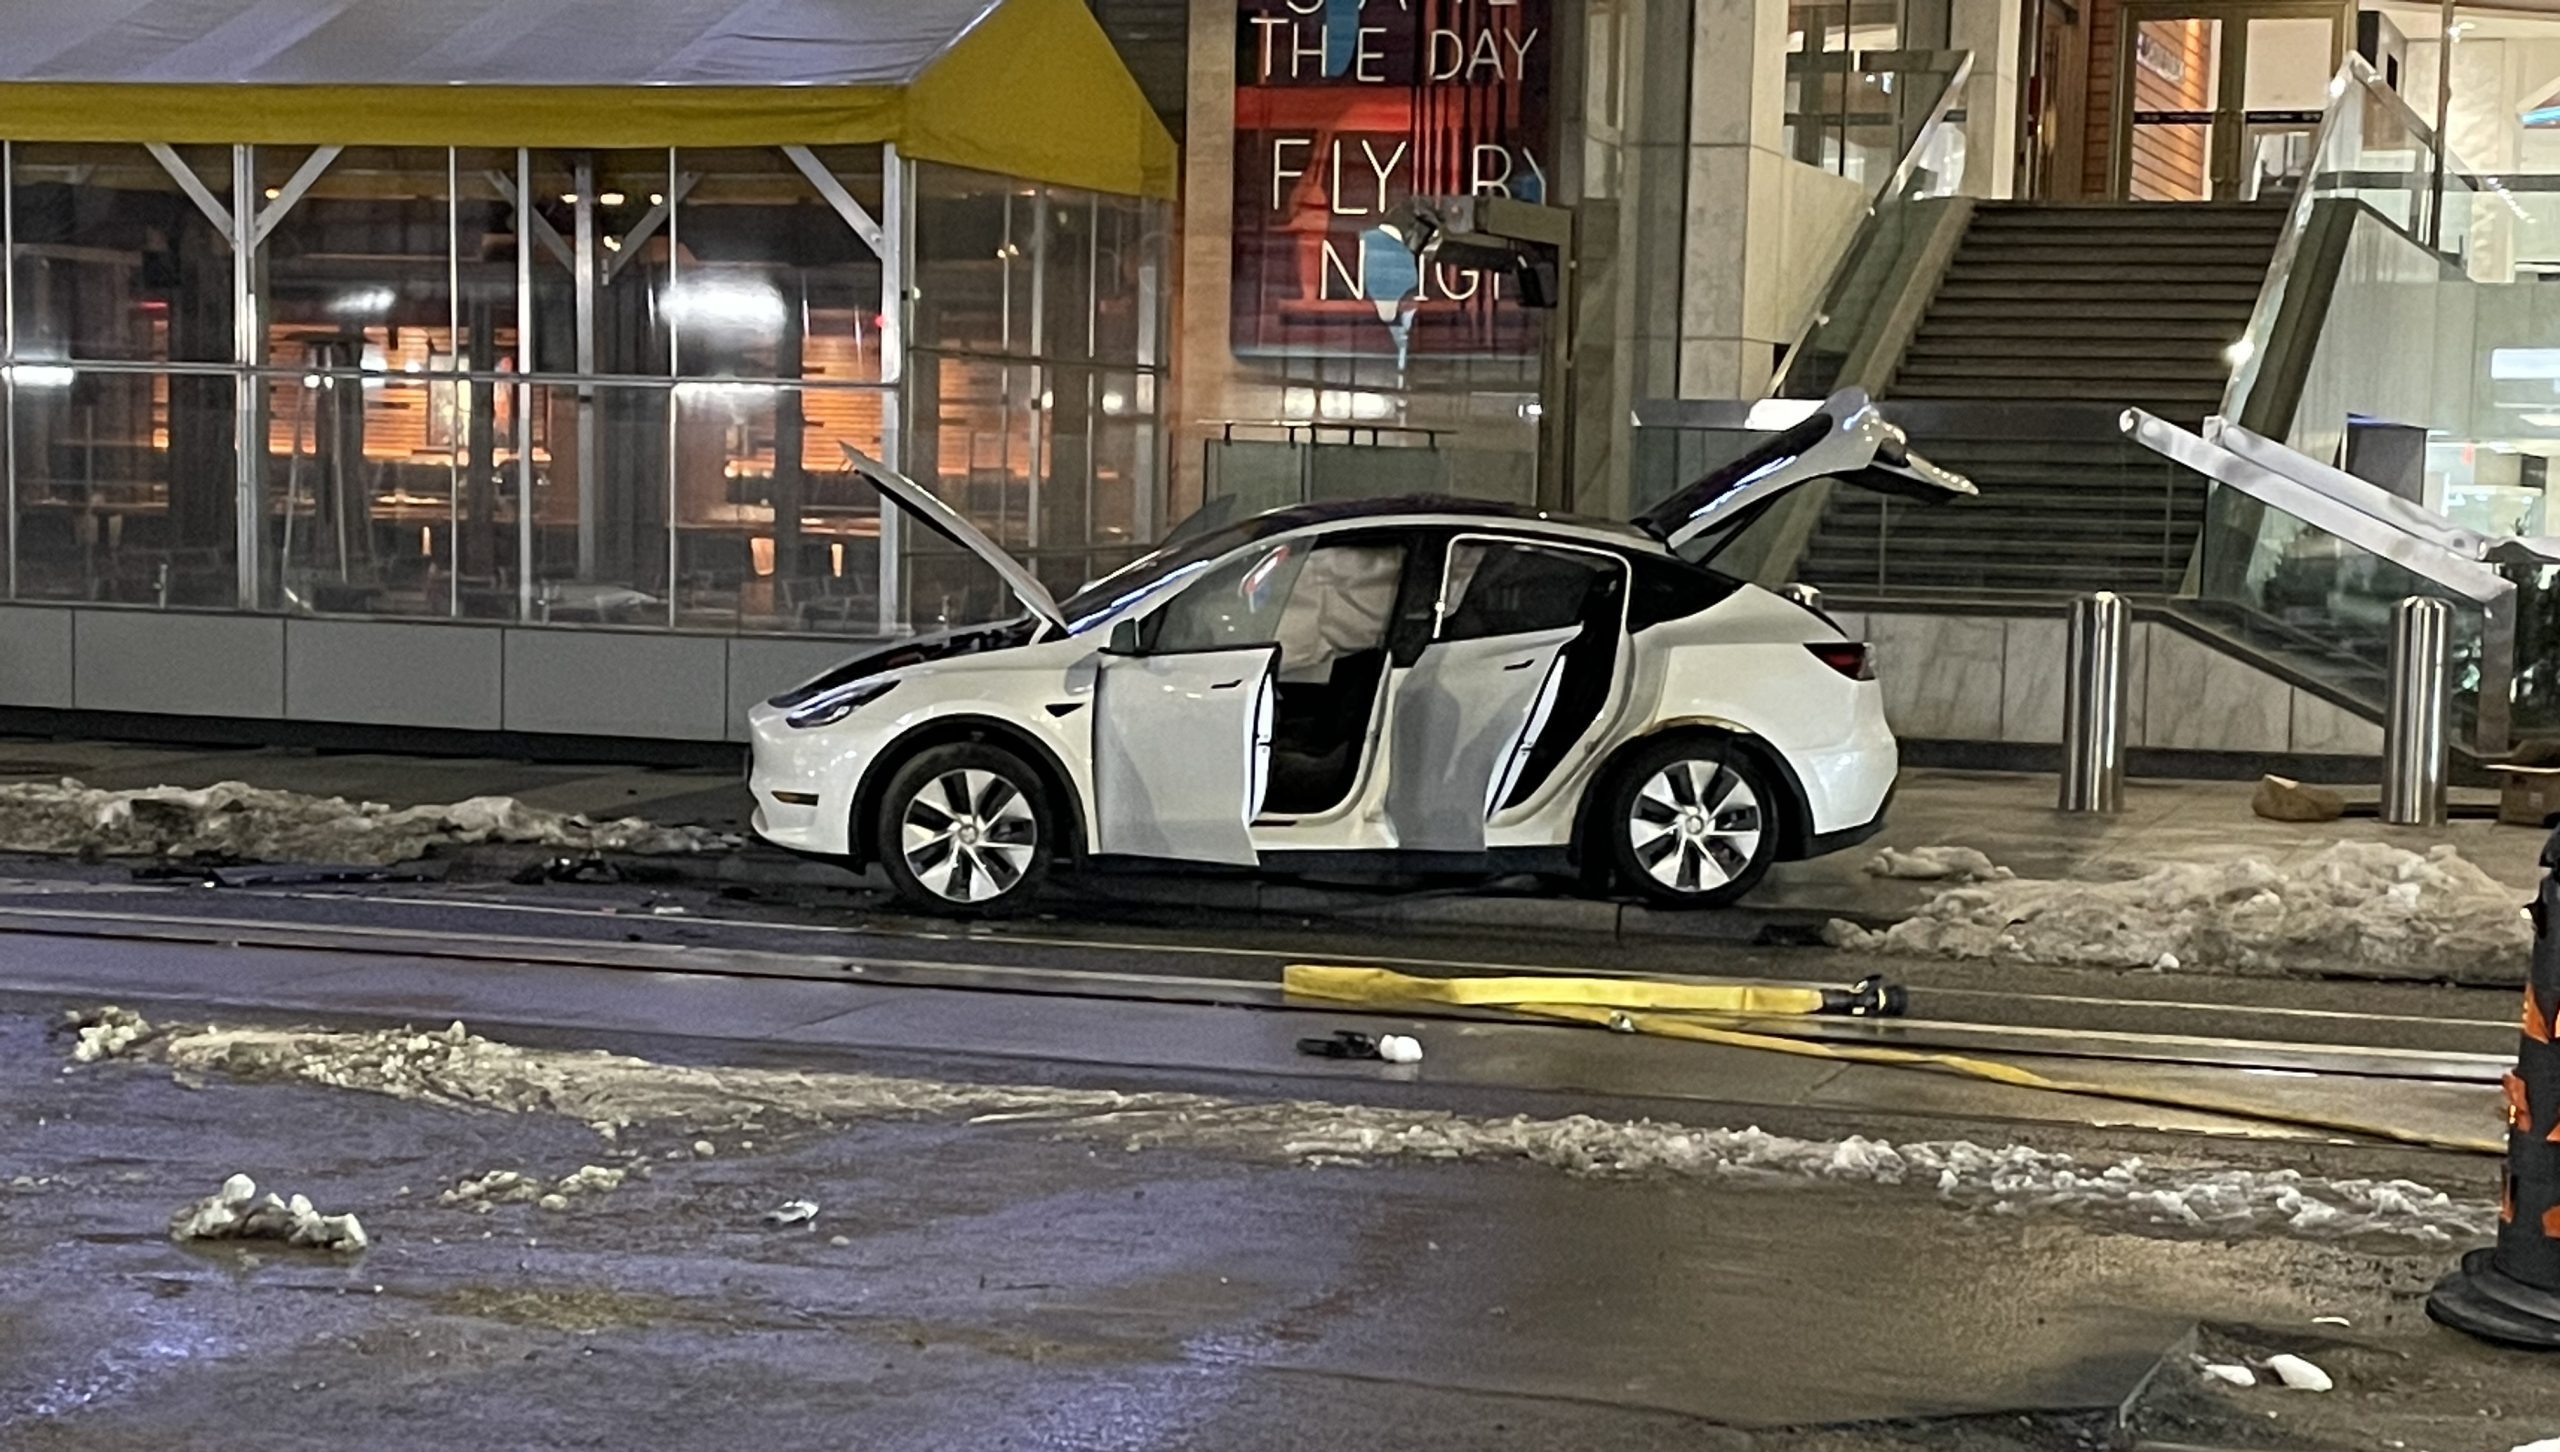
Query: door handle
1501,658,1536,671
1209,678,1245,690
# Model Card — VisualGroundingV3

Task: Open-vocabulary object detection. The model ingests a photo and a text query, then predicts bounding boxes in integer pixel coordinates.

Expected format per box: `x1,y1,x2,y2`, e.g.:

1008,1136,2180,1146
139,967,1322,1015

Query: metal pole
2059,591,2128,813
2384,595,2452,828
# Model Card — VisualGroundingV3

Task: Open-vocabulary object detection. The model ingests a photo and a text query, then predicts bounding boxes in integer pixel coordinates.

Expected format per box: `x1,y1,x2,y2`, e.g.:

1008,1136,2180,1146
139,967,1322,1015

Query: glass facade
0,141,1170,636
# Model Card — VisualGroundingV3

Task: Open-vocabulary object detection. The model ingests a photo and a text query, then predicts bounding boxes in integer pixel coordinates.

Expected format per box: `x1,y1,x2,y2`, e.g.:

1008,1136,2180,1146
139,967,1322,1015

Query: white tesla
747,390,1973,915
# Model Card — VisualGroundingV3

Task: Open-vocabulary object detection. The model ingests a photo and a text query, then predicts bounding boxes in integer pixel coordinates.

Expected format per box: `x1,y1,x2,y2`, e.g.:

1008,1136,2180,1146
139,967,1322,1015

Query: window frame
1431,531,1634,646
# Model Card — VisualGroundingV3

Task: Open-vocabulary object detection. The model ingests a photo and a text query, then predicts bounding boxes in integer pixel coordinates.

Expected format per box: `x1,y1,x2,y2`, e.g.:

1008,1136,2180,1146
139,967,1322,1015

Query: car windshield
1055,515,1305,632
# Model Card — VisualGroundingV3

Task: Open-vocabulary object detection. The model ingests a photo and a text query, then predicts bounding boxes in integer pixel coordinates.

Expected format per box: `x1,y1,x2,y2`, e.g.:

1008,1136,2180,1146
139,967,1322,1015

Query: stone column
1950,0,2021,198
1679,0,1791,398
1170,0,1246,523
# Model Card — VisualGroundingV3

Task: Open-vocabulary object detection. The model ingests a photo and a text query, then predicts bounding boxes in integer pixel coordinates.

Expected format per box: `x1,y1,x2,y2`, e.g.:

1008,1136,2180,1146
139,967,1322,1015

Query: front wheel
874,743,1055,916
1594,738,1782,909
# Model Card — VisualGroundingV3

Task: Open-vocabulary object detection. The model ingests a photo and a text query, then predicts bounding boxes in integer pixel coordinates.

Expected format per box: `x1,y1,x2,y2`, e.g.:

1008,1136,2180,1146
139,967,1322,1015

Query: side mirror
1105,618,1142,656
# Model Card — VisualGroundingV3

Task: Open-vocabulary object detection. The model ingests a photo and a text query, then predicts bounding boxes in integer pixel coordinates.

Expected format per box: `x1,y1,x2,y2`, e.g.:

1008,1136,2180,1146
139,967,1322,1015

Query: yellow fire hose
1281,964,2502,1157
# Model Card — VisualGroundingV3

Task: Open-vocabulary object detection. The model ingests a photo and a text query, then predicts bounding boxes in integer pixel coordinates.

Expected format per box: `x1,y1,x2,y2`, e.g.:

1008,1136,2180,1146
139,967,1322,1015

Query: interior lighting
662,276,787,336
599,191,626,206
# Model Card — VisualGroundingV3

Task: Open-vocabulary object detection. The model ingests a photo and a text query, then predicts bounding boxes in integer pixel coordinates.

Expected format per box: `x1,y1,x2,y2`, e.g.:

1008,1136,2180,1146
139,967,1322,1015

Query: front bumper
743,702,859,857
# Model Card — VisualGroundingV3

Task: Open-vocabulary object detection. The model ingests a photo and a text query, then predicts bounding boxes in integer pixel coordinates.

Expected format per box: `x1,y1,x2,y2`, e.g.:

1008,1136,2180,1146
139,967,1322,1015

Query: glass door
2112,1,2347,200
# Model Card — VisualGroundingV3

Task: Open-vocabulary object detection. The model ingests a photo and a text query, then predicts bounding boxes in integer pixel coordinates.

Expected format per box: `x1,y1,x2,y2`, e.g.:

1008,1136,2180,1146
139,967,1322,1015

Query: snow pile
65,1005,154,1062
105,1014,2495,1246
170,1172,369,1252
0,776,737,866
1865,845,2013,883
1828,841,2532,983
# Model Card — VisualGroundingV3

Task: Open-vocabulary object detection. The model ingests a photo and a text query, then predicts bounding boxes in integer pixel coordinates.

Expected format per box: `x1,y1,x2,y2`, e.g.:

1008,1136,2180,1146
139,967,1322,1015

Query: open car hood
1631,390,1976,555
844,445,1064,633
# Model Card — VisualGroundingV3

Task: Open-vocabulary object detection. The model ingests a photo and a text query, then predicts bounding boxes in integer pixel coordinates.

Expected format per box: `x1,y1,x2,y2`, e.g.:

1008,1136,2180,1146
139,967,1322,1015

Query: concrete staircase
1801,201,2287,596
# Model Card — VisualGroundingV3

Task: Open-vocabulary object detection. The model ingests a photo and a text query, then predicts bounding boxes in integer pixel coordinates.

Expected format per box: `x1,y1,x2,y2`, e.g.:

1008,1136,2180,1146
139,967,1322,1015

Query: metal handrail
2209,418,2560,567
1768,49,1975,393
2123,407,2515,753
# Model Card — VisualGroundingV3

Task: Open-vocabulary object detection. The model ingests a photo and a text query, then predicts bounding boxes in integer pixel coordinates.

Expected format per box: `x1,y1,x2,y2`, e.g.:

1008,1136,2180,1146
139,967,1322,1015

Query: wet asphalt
4,1005,2552,1452
0,861,2553,1447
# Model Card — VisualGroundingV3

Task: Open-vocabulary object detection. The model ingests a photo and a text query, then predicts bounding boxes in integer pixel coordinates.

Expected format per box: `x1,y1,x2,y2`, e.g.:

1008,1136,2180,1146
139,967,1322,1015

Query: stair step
1828,490,2203,513
1890,379,2225,403
1925,297,2259,322
1970,203,2286,224
1954,243,2279,267
1802,561,2190,589
1940,262,2275,286
1905,338,2232,363
1916,316,2248,340
1930,283,2264,307
1897,356,2233,382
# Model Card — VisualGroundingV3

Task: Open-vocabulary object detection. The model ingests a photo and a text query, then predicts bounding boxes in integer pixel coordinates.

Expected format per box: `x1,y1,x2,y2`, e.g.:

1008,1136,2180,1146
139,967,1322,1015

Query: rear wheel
874,743,1054,916
1595,738,1781,909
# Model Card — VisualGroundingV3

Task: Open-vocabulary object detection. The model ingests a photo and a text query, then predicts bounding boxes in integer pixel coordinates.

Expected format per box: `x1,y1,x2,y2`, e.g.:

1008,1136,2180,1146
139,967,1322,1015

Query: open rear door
1092,646,1278,865
1385,625,1580,853
1633,389,1976,561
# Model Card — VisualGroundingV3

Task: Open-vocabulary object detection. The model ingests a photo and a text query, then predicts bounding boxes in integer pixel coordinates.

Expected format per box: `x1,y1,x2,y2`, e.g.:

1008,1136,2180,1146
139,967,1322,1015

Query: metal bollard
2059,592,2129,813
2383,596,2451,828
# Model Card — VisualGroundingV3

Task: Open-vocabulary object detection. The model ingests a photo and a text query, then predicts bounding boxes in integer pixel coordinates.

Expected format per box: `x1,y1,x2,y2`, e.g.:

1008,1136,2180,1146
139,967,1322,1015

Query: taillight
1805,642,1875,681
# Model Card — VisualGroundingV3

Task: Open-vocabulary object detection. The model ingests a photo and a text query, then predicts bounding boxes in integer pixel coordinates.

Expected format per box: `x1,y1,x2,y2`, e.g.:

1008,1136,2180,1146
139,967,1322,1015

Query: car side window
1438,539,1624,642
1141,538,1406,669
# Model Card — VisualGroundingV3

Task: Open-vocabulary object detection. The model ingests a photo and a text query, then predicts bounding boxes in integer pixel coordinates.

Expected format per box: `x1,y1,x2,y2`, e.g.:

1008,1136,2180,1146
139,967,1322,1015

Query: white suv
748,390,1971,914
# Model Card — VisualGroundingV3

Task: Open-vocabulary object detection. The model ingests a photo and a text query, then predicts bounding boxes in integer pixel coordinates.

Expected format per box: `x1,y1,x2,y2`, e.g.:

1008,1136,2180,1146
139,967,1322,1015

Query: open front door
1386,625,1580,852
1093,646,1277,865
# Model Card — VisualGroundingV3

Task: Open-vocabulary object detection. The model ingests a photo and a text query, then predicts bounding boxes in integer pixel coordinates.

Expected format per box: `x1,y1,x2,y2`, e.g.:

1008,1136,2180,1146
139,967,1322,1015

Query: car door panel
1092,646,1277,865
1385,625,1580,852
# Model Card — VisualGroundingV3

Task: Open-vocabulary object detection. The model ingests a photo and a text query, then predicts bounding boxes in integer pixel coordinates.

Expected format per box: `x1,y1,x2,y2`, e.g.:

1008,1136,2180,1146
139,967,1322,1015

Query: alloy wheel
900,768,1039,904
1628,757,1763,894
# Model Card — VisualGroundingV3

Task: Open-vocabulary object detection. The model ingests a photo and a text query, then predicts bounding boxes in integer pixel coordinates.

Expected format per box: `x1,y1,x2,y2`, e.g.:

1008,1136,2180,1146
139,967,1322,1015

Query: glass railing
1784,48,1972,196
2127,408,2519,754
1773,50,1976,400
2223,54,2471,427
1631,400,2204,596
1193,423,1537,526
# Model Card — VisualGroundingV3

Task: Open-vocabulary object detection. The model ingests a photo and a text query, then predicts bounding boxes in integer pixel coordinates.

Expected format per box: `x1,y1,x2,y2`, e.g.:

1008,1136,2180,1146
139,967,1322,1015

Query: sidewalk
0,735,2543,934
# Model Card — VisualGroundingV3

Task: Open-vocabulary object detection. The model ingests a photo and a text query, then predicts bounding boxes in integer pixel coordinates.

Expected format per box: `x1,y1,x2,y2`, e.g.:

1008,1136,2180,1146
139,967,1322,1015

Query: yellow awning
0,0,1176,199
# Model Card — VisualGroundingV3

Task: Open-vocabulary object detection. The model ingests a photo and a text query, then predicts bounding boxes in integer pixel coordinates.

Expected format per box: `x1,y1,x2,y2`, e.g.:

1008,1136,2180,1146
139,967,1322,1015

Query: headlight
784,678,897,730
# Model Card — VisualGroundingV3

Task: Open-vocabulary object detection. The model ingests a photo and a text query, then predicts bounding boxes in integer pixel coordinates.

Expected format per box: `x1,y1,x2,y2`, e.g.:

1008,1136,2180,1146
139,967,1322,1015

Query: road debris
170,1173,369,1253
0,776,738,866
692,1140,717,1158
1827,841,2531,983
1864,845,2013,883
2251,775,2345,823
65,1005,154,1062
2196,1362,2255,1388
442,1163,629,1211
1298,1029,1422,1062
764,1199,820,1227
96,1012,2498,1246
2263,1353,2333,1392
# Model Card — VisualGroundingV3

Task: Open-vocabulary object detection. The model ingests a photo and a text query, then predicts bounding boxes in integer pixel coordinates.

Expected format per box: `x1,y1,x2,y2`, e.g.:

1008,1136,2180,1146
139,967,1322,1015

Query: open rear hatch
1632,389,1976,561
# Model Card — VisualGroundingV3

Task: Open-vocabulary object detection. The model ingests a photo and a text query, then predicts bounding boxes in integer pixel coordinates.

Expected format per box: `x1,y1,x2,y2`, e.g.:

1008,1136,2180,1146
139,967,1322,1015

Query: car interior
1263,542,1405,816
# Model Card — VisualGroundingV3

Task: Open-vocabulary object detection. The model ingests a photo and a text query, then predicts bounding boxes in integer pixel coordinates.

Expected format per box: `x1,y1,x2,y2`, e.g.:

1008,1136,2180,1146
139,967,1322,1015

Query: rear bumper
1799,774,1896,860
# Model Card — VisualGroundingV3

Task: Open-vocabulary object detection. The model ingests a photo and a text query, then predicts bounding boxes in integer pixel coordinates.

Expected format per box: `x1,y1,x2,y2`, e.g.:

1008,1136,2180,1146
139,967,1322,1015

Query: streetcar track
1,880,2511,1036
0,902,2509,1084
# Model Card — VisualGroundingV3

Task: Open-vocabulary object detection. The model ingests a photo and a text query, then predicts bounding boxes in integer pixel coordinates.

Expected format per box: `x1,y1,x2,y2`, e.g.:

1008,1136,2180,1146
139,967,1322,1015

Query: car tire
1594,737,1781,910
873,742,1055,916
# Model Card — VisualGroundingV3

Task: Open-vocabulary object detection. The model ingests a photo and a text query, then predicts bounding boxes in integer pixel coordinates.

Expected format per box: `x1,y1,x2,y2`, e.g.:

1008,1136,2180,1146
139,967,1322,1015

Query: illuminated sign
1231,0,1550,364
